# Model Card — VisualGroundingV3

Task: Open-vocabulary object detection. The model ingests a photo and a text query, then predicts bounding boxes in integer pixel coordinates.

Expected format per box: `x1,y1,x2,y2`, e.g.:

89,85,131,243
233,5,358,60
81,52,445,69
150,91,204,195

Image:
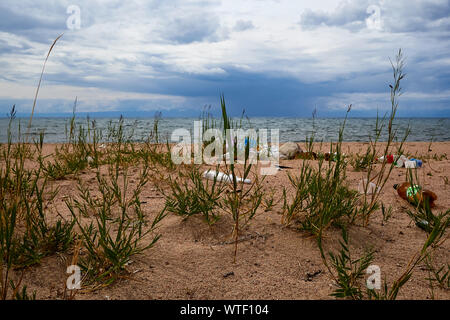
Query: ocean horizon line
3,114,450,120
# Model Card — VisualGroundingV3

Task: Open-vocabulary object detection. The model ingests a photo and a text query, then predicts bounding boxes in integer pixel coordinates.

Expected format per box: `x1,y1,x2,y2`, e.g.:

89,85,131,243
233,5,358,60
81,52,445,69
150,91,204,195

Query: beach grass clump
262,188,278,212
425,255,450,292
320,228,375,299
317,216,449,300
103,116,140,166
1,106,74,299
312,49,450,300
136,116,176,173
282,162,359,236
162,97,266,261
350,147,375,172
368,217,448,300
406,201,450,234
140,140,176,173
1,36,70,299
66,143,166,288
219,95,266,262
16,135,75,267
42,112,99,180
164,167,225,225
380,203,393,226
357,49,410,226
282,107,359,236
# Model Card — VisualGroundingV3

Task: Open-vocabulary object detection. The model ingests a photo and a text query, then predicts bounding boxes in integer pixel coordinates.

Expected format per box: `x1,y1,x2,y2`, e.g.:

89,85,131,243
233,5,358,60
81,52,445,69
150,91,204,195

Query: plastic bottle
393,182,437,208
203,170,251,184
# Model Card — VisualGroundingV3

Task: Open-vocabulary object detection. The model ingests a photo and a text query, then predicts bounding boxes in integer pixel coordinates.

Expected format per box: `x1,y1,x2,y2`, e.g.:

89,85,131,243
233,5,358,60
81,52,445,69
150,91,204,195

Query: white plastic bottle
202,170,251,184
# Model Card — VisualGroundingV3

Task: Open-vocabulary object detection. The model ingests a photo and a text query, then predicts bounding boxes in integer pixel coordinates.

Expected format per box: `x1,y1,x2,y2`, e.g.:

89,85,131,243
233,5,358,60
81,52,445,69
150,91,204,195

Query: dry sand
14,141,450,300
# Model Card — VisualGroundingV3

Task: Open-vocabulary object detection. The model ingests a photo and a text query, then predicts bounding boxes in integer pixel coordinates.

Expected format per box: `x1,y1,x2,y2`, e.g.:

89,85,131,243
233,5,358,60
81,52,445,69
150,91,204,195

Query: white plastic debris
404,160,417,168
395,158,404,168
202,170,251,184
395,155,409,168
358,179,381,195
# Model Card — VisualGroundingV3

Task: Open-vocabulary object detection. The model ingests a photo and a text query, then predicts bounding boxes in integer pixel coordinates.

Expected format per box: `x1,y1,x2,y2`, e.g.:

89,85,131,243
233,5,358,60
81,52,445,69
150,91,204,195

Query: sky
0,0,449,117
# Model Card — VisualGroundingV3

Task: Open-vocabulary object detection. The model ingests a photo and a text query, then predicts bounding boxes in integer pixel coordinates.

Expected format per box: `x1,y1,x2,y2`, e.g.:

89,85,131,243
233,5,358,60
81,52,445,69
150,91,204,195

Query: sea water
0,117,449,143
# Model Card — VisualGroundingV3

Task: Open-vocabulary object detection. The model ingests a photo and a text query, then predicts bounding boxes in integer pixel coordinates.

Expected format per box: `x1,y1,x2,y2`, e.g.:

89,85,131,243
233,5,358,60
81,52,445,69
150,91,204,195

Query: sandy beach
6,141,448,300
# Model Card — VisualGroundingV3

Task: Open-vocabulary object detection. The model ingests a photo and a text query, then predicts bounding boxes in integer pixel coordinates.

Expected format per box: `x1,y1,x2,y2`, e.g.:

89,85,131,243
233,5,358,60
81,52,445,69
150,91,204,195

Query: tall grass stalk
219,95,265,263
358,49,410,226
1,35,62,300
66,119,166,288
282,106,358,236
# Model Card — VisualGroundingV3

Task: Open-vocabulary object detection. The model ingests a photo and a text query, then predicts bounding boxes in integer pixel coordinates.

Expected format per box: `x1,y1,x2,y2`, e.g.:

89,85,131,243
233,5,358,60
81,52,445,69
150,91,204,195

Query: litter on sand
377,154,423,168
393,182,437,208
203,170,251,184
357,179,381,195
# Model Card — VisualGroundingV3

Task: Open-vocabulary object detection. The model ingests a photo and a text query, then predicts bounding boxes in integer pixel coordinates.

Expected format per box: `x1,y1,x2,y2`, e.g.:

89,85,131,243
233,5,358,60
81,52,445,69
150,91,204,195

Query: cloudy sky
0,0,449,117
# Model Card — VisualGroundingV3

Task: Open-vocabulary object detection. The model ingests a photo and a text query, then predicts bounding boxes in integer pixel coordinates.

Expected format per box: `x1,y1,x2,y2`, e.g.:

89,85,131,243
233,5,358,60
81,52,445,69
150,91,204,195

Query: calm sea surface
1,117,449,143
